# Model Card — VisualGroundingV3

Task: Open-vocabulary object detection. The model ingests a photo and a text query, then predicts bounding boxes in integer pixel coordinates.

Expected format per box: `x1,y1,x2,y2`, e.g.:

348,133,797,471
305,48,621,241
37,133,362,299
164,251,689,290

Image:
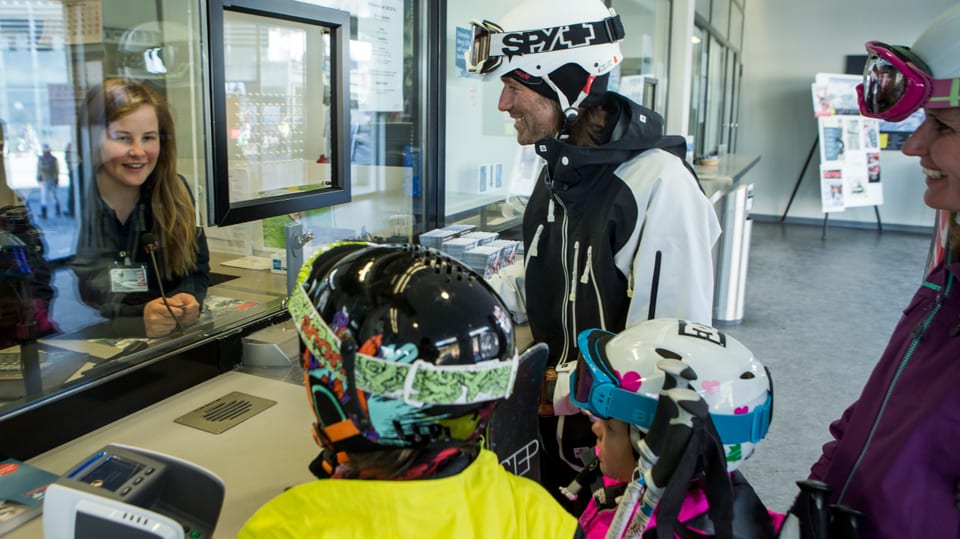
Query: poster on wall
811,73,883,213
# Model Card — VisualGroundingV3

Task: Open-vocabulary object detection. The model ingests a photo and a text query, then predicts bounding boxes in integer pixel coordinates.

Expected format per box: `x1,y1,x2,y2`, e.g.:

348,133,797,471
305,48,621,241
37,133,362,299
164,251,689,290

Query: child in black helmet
240,243,581,538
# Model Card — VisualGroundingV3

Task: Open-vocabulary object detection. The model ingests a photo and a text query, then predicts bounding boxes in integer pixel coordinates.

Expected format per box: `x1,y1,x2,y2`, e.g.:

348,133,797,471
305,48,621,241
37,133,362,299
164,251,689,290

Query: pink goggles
856,40,960,122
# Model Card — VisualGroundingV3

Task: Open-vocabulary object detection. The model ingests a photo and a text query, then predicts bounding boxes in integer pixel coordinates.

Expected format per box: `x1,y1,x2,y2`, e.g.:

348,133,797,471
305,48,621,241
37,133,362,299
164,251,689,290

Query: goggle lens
573,355,596,407
862,53,908,115
466,20,503,75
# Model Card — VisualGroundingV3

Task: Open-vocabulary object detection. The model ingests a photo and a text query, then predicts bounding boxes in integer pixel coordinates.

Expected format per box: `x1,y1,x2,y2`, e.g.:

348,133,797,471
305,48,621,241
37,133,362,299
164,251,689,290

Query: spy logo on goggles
466,15,624,75
500,22,598,57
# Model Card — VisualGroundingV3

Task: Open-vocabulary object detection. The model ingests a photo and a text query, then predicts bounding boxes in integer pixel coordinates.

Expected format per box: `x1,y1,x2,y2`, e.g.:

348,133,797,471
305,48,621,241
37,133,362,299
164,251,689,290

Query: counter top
694,154,761,202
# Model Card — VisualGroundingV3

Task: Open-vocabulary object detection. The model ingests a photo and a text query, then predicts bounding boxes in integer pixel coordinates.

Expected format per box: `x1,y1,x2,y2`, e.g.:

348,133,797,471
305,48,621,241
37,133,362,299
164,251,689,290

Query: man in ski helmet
465,0,721,511
240,242,582,538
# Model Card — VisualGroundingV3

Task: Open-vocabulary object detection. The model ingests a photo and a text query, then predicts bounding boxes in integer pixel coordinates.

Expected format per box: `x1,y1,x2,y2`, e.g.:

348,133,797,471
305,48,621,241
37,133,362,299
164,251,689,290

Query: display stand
782,74,885,239
779,136,819,222
780,136,882,239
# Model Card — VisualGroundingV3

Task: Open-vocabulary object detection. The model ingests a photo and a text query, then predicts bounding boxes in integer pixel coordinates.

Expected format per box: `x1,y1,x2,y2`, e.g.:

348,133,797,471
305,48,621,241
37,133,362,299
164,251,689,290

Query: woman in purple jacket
808,5,960,537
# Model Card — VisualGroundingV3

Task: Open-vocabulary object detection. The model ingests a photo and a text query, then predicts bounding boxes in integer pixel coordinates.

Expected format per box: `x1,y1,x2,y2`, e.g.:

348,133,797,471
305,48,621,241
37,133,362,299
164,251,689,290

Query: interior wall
738,0,955,229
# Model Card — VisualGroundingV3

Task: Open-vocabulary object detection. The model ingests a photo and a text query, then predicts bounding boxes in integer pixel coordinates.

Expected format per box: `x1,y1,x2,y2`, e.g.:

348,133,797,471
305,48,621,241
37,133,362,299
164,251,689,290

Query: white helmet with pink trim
572,318,773,472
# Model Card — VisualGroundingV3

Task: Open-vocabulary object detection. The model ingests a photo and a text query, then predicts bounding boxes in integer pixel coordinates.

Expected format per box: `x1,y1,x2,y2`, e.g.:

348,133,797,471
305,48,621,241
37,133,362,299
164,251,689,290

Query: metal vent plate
174,391,277,434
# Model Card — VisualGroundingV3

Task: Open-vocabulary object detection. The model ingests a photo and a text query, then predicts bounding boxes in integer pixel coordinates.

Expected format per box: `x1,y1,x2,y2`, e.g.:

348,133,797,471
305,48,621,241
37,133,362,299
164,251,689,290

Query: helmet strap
544,73,598,137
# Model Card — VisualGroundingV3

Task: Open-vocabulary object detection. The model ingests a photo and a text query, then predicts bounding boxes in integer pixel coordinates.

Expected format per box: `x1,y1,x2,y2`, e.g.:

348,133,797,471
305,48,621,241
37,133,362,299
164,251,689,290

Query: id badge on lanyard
110,250,149,293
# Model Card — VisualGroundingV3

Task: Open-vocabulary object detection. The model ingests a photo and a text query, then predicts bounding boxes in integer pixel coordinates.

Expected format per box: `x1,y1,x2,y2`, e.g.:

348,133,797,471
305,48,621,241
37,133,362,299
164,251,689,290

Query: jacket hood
533,92,688,177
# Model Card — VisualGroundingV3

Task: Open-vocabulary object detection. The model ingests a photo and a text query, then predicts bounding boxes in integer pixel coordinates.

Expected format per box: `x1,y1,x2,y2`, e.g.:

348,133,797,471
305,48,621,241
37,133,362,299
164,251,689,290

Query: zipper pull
528,224,544,258
545,172,556,223
627,270,634,298
581,246,592,284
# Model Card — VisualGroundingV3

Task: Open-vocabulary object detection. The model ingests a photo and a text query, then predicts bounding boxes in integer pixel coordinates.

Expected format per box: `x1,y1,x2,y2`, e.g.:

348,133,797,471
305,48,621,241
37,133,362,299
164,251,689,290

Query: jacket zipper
569,241,580,303
558,196,571,363
836,292,943,504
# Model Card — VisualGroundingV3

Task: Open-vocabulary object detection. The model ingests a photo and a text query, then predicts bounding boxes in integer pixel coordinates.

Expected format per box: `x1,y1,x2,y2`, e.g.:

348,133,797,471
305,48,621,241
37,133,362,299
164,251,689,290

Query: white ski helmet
572,318,772,472
911,3,960,79
465,0,624,116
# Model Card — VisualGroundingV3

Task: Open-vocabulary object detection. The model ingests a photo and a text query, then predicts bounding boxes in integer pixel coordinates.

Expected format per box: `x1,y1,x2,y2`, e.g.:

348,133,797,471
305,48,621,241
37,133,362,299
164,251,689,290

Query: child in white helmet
568,318,780,538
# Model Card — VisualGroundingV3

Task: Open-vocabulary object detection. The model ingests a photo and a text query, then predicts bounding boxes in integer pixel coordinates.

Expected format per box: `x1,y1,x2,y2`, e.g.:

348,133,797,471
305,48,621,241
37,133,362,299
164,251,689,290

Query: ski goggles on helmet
570,329,659,427
570,329,772,445
857,41,960,122
464,14,625,75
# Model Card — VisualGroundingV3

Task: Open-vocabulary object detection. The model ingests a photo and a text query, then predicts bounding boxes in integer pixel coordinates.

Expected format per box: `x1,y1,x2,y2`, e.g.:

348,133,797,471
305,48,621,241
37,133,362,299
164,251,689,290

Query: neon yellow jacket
239,449,579,538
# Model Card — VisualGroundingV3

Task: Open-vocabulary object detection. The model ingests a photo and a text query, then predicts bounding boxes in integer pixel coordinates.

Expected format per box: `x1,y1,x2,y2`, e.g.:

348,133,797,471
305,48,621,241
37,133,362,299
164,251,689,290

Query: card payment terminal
43,444,224,538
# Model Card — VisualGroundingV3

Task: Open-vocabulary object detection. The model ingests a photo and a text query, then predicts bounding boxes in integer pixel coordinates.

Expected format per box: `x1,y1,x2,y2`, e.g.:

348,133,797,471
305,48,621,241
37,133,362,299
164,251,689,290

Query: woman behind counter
73,78,209,338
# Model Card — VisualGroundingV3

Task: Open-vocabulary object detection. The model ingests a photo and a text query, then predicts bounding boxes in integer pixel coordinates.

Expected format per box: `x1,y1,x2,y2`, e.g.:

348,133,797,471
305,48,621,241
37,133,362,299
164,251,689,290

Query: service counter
5,370,317,538
0,251,291,460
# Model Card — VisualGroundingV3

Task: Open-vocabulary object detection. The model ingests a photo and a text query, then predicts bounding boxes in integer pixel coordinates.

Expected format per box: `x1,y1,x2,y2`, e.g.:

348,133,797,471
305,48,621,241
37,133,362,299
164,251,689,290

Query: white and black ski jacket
523,92,721,371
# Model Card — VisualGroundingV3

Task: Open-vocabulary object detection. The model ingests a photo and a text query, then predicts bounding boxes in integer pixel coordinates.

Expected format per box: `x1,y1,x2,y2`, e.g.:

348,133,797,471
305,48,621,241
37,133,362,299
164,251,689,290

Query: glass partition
0,0,427,431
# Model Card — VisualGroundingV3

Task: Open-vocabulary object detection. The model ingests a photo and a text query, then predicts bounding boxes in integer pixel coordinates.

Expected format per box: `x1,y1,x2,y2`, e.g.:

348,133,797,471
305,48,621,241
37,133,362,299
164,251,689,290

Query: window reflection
0,0,426,420
0,0,217,415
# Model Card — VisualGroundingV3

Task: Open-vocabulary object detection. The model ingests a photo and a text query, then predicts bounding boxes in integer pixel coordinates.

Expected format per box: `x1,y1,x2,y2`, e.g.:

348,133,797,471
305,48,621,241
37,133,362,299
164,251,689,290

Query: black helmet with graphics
287,242,519,456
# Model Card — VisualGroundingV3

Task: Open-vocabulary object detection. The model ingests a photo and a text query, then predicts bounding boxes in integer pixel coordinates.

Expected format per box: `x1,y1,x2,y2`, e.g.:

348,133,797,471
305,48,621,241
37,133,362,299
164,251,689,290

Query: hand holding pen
143,292,199,337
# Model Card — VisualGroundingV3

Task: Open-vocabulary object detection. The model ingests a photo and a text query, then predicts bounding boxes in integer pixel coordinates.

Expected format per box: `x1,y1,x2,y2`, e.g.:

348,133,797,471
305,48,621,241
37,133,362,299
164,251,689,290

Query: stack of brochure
464,244,504,279
460,231,499,246
487,239,521,266
440,237,481,261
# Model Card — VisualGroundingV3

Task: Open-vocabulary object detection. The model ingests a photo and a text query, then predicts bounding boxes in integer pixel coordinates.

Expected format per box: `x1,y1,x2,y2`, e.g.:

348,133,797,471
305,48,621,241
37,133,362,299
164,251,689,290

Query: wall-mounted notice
63,0,102,45
358,0,404,111
811,73,883,213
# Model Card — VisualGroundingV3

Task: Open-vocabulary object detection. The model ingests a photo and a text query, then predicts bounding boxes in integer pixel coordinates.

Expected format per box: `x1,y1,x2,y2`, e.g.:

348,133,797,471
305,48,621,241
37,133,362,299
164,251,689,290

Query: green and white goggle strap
288,242,520,408
464,14,625,75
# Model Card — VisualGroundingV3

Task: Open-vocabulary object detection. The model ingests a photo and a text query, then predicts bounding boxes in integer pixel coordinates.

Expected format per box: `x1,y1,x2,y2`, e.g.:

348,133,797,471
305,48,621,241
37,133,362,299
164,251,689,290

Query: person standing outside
465,0,721,512
808,5,960,537
36,143,59,219
63,141,78,217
